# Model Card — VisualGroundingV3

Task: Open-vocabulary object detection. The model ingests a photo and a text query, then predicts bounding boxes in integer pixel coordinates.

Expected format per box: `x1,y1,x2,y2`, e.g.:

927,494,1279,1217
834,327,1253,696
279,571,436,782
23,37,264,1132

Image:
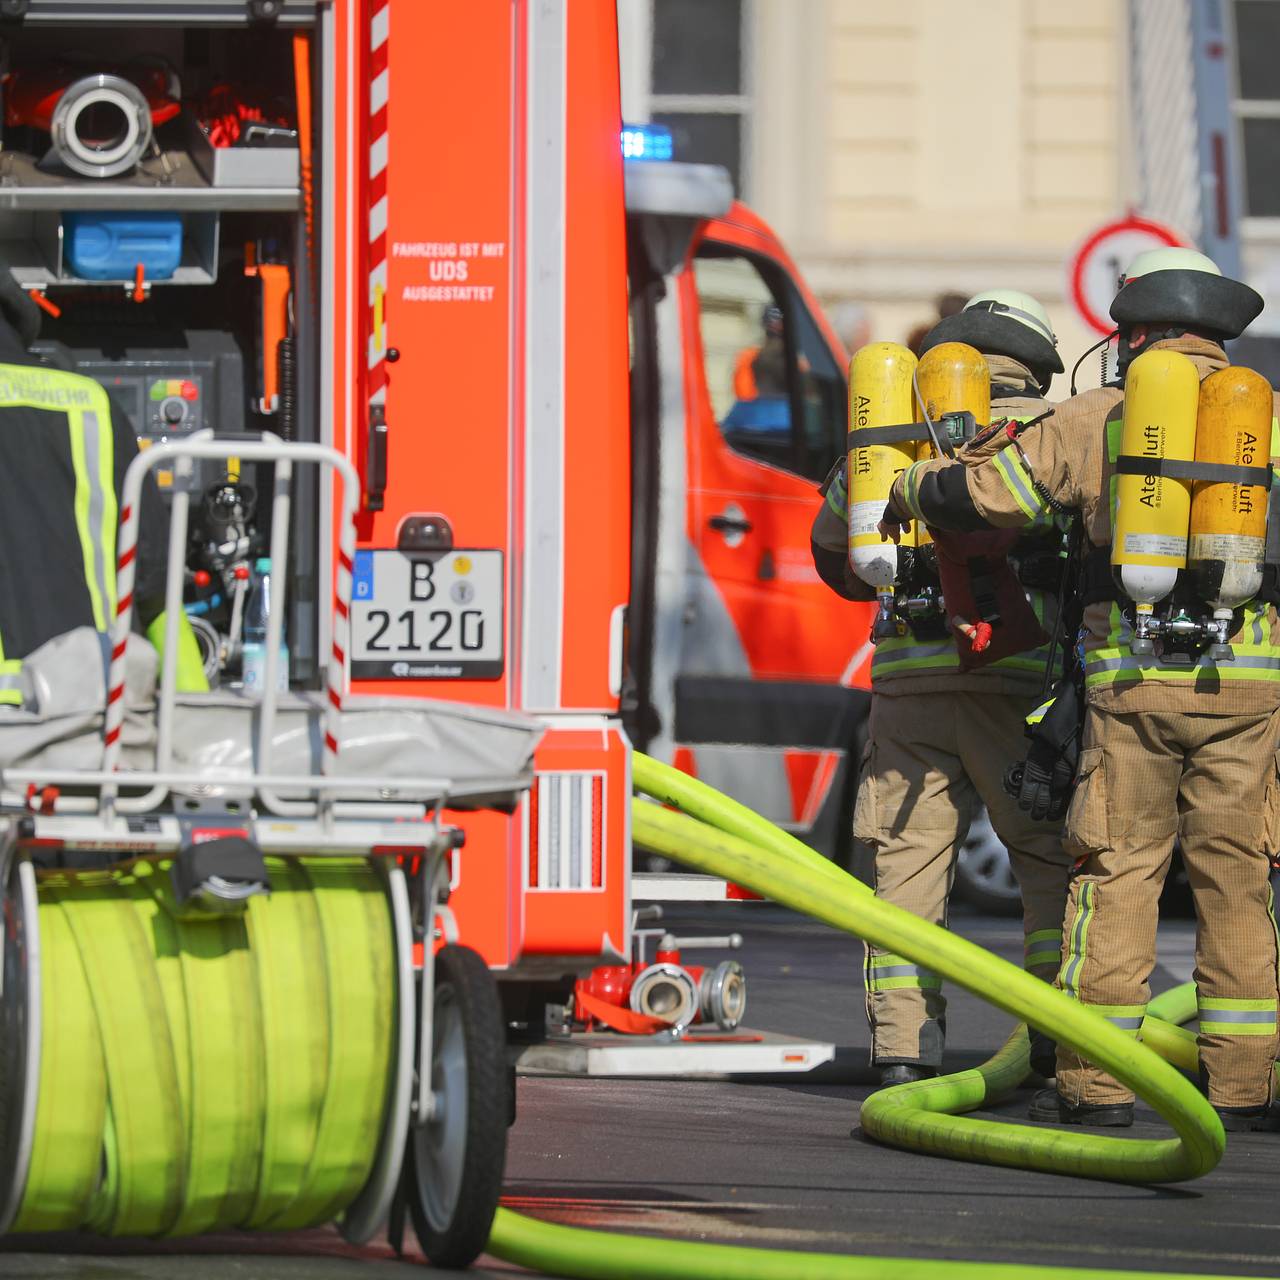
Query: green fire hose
3,753,1248,1280
474,754,1248,1278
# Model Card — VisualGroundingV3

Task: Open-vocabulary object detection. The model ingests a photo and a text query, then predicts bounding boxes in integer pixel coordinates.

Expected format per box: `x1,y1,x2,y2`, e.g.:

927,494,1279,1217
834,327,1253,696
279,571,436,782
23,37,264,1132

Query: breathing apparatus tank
914,341,991,454
913,342,990,562
1110,349,1203,655
1187,366,1273,657
847,342,918,636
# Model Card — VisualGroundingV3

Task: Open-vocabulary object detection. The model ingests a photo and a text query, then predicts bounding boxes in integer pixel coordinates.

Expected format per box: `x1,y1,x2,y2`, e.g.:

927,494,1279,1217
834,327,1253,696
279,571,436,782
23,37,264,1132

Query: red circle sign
1068,215,1189,335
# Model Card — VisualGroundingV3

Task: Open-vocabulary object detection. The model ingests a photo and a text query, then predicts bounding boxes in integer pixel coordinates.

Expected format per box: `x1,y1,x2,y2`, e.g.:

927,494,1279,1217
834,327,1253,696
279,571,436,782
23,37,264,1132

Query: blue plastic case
63,211,184,281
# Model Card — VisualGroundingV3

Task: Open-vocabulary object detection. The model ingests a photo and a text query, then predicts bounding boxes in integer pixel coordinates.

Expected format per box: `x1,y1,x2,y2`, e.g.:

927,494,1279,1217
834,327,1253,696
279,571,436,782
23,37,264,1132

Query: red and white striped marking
328,511,357,772
367,0,390,411
103,499,140,765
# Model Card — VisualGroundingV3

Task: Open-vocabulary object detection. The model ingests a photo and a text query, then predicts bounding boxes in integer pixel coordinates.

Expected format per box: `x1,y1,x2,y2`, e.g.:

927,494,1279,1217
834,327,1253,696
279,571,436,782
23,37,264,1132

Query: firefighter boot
1214,1104,1280,1133
1028,1087,1134,1127
878,1064,938,1089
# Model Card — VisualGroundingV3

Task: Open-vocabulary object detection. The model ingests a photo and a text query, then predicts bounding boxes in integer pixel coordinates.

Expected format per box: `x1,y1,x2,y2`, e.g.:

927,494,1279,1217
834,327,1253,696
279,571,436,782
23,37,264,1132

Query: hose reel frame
0,854,41,1237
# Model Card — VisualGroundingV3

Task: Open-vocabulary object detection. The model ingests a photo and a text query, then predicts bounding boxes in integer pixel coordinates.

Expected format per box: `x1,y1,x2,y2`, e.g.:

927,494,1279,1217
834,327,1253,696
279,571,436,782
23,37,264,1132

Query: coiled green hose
12,856,393,1237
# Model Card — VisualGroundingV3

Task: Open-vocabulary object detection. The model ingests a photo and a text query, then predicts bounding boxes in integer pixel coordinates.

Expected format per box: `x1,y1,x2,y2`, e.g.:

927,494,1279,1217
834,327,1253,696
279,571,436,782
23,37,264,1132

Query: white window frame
1230,0,1280,240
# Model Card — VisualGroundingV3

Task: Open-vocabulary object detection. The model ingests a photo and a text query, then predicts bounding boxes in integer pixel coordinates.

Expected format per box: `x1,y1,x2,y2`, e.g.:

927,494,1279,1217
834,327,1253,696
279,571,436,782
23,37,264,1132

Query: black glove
1015,737,1076,822
1004,677,1081,822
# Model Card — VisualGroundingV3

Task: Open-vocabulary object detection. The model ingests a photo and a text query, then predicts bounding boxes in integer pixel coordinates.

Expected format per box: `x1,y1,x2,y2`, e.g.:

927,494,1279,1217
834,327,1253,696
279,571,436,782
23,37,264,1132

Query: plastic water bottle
241,557,289,694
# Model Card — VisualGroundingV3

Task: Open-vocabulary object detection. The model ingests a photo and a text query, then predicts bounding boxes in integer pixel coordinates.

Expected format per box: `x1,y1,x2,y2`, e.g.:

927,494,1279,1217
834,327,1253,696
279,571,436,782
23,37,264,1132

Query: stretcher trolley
0,436,540,1268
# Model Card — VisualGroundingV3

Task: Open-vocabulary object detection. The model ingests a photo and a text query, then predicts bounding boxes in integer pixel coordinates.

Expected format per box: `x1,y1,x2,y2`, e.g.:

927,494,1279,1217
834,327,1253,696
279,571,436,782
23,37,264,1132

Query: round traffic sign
1068,215,1189,335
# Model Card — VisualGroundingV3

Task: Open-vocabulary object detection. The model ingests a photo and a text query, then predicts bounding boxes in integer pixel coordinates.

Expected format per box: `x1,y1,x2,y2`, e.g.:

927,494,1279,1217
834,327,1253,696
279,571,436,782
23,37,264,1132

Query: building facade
621,0,1280,384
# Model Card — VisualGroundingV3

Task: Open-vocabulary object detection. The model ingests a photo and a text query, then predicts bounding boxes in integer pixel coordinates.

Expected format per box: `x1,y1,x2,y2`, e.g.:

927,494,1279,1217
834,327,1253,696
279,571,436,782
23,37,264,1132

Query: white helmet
963,289,1058,348
1111,246,1260,338
919,288,1063,392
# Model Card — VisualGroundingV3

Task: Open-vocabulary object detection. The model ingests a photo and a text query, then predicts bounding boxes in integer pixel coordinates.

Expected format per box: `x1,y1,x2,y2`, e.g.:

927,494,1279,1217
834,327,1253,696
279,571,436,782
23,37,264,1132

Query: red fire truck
0,0,869,1264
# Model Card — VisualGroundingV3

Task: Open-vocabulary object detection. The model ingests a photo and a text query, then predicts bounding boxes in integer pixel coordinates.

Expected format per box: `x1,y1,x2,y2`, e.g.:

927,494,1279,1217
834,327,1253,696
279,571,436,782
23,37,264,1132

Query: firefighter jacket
890,335,1280,713
812,355,1061,698
0,342,169,704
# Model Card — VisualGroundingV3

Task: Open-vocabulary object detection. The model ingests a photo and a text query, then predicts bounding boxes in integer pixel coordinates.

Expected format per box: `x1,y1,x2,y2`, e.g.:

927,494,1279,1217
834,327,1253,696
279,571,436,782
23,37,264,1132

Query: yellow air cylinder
1111,348,1200,627
847,342,918,593
913,342,990,553
1188,365,1272,615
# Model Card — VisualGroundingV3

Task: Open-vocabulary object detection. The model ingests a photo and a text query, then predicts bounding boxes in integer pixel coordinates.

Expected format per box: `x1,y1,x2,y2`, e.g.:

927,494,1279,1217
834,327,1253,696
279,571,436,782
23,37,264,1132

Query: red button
193,569,211,588
181,380,198,401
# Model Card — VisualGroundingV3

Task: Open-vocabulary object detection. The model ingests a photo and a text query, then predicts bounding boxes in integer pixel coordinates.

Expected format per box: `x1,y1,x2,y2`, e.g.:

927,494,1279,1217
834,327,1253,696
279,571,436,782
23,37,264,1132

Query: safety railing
0,432,491,824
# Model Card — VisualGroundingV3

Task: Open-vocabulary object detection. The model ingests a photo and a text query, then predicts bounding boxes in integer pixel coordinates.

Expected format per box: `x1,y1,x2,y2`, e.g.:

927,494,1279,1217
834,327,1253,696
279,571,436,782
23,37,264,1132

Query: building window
1233,0,1280,217
649,0,750,195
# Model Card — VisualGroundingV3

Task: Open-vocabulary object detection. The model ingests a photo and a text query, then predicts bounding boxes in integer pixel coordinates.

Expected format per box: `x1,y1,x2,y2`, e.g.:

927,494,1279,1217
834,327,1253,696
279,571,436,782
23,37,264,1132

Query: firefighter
812,289,1072,1086
732,303,788,400
884,248,1280,1131
0,268,208,702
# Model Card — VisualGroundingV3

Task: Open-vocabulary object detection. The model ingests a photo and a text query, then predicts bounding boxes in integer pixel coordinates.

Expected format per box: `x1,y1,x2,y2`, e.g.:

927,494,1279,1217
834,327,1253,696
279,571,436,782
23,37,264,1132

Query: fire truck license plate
349,550,504,679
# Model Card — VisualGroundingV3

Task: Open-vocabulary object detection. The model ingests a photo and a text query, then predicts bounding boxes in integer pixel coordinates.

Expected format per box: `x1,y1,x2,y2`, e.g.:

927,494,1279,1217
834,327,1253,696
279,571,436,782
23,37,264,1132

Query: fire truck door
677,240,866,838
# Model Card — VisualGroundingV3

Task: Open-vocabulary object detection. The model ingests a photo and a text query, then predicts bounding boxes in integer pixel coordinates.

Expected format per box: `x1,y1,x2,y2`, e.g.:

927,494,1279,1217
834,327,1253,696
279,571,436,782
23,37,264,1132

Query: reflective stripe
1086,650,1280,682
67,408,117,633
1060,882,1095,1000
0,366,120,638
872,635,959,678
1024,928,1062,970
1025,696,1054,726
0,658,20,707
900,460,928,523
1198,997,1277,1036
992,445,1042,522
826,468,848,519
1199,1021,1277,1035
1106,409,1124,525
1198,998,1276,1016
1199,1008,1277,1023
1078,1004,1147,1034
0,368,99,409
1085,603,1280,686
866,952,941,991
1025,929,1062,948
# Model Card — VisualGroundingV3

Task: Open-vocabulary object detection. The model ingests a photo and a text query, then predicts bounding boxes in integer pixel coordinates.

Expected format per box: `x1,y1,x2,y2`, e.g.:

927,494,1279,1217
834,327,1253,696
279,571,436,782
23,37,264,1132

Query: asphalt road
6,903,1280,1278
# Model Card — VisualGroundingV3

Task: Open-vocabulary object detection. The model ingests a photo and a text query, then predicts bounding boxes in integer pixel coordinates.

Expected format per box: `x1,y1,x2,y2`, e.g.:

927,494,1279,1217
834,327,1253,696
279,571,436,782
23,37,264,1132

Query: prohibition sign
1068,215,1189,335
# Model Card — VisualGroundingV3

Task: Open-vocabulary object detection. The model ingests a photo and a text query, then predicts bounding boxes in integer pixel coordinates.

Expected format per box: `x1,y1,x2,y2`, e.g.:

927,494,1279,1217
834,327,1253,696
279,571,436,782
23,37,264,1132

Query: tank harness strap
1114,455,1274,488
847,422,930,450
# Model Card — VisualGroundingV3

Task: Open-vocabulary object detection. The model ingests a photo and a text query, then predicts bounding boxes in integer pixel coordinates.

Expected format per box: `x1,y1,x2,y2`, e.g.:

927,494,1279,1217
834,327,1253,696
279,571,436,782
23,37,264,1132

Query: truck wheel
953,808,1022,916
407,944,507,1270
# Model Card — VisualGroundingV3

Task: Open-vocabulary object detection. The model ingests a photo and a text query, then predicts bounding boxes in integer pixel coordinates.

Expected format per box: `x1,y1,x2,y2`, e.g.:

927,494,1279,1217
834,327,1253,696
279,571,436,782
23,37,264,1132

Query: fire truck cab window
693,247,844,481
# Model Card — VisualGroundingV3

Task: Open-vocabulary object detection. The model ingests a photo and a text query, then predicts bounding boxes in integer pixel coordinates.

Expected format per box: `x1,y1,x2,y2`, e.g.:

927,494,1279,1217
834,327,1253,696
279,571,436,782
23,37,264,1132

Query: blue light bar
621,123,673,162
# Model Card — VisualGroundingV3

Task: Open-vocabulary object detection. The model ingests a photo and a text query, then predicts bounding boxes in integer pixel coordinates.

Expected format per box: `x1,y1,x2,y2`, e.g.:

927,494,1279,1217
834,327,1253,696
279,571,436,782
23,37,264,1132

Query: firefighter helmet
1110,247,1262,341
917,289,1063,394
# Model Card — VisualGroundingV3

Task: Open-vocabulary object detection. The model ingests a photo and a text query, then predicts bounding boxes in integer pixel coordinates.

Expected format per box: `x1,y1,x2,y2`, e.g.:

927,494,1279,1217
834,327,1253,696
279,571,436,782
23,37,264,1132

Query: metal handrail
101,432,361,818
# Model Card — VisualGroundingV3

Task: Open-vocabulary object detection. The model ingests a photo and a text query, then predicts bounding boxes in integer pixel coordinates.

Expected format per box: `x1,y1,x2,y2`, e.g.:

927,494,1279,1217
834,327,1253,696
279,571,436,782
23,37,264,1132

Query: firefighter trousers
1056,703,1280,1110
853,688,1071,1066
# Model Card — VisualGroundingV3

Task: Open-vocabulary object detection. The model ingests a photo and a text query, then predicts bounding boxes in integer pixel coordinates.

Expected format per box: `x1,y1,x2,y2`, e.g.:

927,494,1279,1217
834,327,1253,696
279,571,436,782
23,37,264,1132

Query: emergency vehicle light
621,123,673,162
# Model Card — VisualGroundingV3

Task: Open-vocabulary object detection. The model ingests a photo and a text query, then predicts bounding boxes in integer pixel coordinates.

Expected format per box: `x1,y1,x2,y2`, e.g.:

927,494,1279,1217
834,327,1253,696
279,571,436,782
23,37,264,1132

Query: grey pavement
6,903,1277,1278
